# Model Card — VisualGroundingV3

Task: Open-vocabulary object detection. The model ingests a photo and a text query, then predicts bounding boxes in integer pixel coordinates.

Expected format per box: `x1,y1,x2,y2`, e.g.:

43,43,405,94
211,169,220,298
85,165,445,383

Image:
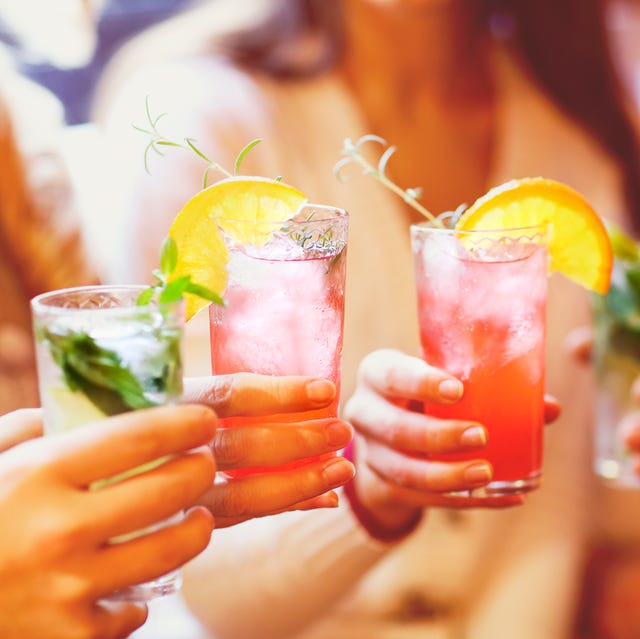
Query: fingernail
322,457,355,488
324,421,353,447
459,426,487,448
464,463,492,485
439,379,463,401
323,491,339,508
306,379,336,404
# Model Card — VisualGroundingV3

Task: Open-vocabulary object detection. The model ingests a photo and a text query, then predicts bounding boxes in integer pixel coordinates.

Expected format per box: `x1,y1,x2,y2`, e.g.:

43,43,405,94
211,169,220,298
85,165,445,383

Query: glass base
444,473,541,498
106,569,182,602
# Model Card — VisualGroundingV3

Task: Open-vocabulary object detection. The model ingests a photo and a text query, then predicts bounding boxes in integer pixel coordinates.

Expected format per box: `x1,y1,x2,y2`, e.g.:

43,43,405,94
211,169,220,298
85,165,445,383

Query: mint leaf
185,282,225,306
605,284,637,320
158,276,191,304
160,236,178,276
136,287,155,306
626,265,640,299
45,331,156,414
138,238,225,311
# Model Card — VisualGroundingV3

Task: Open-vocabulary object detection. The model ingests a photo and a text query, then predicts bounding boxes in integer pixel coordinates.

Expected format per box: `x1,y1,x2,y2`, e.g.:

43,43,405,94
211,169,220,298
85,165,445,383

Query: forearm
182,504,390,639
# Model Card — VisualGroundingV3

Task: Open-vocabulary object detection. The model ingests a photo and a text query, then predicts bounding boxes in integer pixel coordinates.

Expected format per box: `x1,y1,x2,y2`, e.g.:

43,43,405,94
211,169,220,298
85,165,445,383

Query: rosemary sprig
333,135,447,228
134,96,263,188
284,209,341,252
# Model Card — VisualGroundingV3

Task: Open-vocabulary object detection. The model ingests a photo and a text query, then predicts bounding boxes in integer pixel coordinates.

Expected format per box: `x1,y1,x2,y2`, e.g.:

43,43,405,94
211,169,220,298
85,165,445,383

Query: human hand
565,324,594,365
0,408,43,452
343,349,561,538
622,378,640,476
184,375,355,527
566,325,640,476
0,405,216,639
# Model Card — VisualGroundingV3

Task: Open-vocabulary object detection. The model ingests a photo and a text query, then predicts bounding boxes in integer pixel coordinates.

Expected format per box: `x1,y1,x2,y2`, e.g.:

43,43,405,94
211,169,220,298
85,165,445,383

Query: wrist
343,440,423,543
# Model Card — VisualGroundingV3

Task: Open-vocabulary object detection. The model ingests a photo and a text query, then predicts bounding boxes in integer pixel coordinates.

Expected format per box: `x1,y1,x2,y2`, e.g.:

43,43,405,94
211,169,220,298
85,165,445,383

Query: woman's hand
0,408,44,451
184,375,355,527
343,349,561,537
626,390,640,475
567,325,640,476
0,405,216,639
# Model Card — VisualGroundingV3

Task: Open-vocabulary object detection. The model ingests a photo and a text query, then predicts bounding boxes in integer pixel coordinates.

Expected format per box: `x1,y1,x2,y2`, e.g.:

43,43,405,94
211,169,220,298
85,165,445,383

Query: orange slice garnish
168,177,308,319
455,177,613,294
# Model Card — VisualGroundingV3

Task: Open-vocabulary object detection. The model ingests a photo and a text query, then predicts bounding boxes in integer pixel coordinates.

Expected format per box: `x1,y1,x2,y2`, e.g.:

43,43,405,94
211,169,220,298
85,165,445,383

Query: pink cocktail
411,223,548,496
209,204,348,471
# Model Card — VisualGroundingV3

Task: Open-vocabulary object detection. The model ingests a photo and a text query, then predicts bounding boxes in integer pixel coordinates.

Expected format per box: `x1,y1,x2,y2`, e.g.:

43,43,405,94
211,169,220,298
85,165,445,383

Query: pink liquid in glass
209,205,348,473
411,225,548,495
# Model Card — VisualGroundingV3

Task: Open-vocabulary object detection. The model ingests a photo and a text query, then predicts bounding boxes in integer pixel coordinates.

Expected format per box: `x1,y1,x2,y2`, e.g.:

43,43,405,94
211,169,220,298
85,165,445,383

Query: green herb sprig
134,96,263,188
592,223,640,360
333,135,449,228
136,236,225,308
283,209,342,253
44,330,158,414
41,239,197,417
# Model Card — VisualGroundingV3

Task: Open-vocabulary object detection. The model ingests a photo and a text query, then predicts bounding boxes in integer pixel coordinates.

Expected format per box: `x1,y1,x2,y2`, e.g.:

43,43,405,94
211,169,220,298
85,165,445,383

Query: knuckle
419,466,459,492
356,351,380,381
182,404,218,435
384,419,407,448
201,374,237,413
57,577,95,610
291,425,316,455
159,476,197,509
157,538,185,567
380,365,397,389
423,423,448,451
188,509,215,547
216,485,252,518
392,466,414,487
342,392,367,423
182,449,216,491
213,429,243,467
367,447,415,489
32,506,93,560
126,429,166,463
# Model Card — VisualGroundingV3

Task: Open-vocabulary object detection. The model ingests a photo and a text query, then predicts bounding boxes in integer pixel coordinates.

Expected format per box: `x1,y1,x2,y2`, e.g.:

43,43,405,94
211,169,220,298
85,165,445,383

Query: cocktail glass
592,256,640,488
410,223,548,497
209,204,348,471
31,285,184,601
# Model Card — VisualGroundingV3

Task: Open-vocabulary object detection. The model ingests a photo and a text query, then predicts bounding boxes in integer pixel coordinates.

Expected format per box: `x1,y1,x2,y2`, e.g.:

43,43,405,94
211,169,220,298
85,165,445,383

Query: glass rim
31,284,182,317
410,221,548,236
214,202,349,226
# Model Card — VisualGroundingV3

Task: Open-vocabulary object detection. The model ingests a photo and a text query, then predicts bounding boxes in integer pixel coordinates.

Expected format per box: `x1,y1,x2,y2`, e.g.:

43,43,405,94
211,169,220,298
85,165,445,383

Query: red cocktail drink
209,204,348,472
411,224,548,496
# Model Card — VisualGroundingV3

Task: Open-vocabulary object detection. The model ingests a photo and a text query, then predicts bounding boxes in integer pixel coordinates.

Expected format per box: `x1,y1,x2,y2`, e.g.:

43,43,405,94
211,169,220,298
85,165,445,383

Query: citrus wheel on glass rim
455,177,613,294
167,176,308,320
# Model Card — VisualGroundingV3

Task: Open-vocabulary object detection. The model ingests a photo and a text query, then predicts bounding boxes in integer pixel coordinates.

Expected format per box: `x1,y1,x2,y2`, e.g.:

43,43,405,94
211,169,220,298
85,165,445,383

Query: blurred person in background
0,0,198,124
91,0,640,637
